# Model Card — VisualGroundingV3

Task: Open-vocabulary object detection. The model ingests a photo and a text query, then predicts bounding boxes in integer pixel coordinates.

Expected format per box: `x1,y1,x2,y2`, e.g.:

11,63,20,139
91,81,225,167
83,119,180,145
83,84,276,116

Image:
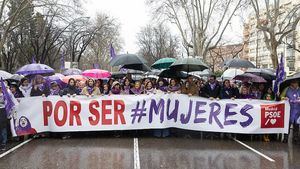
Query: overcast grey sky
83,0,244,55
83,0,151,54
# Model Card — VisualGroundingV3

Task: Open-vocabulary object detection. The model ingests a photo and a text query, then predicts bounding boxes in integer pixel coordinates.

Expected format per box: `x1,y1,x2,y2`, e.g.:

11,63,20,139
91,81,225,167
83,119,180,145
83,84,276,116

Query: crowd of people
0,73,299,150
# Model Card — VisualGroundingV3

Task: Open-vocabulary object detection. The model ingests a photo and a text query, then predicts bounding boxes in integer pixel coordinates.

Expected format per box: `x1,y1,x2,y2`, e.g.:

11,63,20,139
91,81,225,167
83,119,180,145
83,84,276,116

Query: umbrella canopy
144,69,162,76
190,69,213,77
109,54,147,67
159,68,188,79
280,72,300,91
111,72,127,79
151,58,176,69
62,68,82,76
121,64,151,72
62,75,87,84
127,69,144,74
233,73,267,83
46,73,65,88
7,74,24,83
82,69,111,79
169,58,209,72
221,69,244,80
223,58,255,68
16,63,55,76
0,70,13,79
245,68,276,81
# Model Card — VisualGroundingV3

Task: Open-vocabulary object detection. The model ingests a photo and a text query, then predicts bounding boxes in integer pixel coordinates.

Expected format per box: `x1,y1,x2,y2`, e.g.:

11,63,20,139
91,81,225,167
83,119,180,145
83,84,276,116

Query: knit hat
111,81,120,89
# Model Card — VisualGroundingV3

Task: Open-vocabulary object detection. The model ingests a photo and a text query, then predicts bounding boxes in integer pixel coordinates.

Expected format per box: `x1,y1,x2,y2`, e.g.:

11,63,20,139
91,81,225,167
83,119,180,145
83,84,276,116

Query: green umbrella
169,57,209,73
151,58,177,69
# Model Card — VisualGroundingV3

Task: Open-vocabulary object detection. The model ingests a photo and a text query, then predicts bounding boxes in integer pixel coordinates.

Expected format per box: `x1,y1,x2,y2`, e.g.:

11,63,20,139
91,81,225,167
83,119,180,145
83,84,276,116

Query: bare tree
84,13,122,70
147,0,245,62
0,0,84,71
208,43,244,72
250,0,300,67
137,23,179,64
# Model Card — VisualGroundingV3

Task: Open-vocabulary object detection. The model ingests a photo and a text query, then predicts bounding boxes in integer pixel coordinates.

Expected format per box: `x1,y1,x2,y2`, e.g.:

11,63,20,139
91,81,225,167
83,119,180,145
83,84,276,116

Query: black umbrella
121,63,151,72
169,58,209,72
245,68,276,81
111,72,127,79
223,58,255,68
109,54,147,66
280,72,300,91
159,68,188,79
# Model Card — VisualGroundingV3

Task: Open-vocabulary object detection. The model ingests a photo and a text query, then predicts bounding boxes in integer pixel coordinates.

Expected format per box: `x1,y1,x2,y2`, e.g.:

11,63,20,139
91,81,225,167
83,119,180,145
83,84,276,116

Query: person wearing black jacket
59,78,80,96
30,75,50,97
200,75,221,98
220,79,238,99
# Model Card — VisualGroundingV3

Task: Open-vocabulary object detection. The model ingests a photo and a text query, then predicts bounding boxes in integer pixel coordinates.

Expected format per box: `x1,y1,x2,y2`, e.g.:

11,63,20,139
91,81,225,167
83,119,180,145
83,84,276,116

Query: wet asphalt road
0,136,300,169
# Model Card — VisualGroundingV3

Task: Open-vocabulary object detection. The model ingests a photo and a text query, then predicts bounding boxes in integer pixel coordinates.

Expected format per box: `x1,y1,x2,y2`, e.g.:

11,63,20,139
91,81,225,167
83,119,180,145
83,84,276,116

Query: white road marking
0,138,33,159
133,138,141,169
233,138,275,162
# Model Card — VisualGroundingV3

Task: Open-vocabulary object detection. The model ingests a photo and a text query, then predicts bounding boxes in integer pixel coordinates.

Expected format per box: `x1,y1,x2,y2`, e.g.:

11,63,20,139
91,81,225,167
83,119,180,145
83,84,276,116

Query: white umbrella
221,69,244,80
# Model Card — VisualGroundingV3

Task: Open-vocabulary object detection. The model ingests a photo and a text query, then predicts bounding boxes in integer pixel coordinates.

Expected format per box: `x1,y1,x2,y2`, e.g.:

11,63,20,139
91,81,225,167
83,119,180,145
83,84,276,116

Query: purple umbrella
62,68,82,76
233,73,267,83
46,73,66,88
16,63,55,76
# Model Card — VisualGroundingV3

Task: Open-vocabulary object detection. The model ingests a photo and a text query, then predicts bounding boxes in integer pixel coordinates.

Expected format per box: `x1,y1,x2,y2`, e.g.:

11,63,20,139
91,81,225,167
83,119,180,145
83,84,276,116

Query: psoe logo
261,104,285,128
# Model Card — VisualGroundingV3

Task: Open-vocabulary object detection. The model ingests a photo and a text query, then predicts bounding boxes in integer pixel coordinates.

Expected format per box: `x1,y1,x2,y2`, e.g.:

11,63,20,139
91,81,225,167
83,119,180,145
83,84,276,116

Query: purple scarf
87,86,94,95
123,86,131,94
240,94,253,99
111,88,121,95
157,86,168,92
50,89,60,95
131,88,143,95
168,85,181,92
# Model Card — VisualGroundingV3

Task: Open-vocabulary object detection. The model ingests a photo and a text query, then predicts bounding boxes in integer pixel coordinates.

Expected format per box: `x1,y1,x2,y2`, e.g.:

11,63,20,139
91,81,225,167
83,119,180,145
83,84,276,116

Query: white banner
10,94,290,136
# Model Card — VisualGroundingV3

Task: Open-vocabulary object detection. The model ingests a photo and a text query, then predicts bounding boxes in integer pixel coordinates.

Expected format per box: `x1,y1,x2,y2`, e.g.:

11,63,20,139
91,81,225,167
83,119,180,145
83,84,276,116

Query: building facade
243,0,300,74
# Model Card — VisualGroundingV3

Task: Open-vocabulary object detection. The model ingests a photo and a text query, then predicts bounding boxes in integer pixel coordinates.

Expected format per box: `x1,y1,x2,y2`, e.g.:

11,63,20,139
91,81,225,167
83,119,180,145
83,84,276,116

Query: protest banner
10,94,290,136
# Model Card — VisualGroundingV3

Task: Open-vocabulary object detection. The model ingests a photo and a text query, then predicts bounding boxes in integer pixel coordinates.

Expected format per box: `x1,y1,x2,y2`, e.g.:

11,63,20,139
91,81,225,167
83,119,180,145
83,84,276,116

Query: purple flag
110,44,116,59
273,53,285,95
60,52,65,70
0,79,15,117
93,63,100,69
32,56,36,64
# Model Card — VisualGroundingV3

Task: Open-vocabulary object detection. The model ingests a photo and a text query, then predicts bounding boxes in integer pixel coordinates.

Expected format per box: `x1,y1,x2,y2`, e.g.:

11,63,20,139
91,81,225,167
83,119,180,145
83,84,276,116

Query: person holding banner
110,81,121,95
30,75,50,97
81,79,101,96
102,83,110,95
181,76,198,96
60,78,80,96
49,82,61,96
220,79,237,99
167,79,181,94
144,81,156,94
281,80,300,143
156,78,168,93
130,81,143,95
240,86,253,99
201,75,221,99
121,78,131,95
